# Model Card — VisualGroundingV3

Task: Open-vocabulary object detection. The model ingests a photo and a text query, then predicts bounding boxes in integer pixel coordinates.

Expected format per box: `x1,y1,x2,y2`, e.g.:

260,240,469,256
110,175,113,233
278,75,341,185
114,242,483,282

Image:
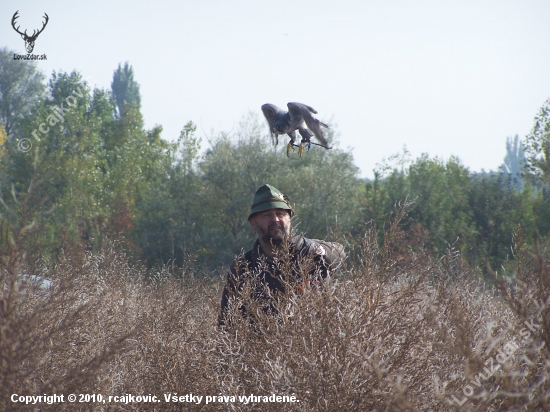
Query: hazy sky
2,0,549,178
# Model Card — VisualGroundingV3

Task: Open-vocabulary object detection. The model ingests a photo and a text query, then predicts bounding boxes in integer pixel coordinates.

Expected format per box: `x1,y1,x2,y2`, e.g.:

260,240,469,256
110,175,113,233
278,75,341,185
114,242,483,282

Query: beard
257,222,290,247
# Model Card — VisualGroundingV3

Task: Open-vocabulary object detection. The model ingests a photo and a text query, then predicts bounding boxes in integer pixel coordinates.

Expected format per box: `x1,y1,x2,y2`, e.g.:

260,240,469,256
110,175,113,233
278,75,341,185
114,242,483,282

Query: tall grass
1,204,548,411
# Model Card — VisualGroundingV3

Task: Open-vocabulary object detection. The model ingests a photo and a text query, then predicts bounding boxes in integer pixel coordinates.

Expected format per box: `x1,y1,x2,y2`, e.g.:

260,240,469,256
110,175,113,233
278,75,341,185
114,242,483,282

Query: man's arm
315,240,346,272
299,238,346,280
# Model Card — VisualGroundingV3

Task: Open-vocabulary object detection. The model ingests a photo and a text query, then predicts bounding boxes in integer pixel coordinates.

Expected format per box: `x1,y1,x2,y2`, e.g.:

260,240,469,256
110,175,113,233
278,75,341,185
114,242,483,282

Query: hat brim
248,201,293,220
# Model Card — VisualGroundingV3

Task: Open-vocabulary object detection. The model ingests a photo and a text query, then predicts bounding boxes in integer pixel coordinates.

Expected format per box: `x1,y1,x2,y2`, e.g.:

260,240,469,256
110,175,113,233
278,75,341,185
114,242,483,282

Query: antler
32,13,49,39
11,11,49,40
11,11,26,37
28,13,49,40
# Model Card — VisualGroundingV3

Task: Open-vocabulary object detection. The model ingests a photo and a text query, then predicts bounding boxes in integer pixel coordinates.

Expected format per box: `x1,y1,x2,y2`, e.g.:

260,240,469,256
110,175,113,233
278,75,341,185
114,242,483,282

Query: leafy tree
467,173,532,268
365,147,412,225
364,172,385,224
363,152,543,271
524,98,550,196
369,155,475,257
132,122,202,268
530,189,550,238
500,135,525,190
0,124,6,155
6,71,108,250
0,47,45,137
2,62,183,264
1,66,173,263
111,62,141,121
407,156,475,255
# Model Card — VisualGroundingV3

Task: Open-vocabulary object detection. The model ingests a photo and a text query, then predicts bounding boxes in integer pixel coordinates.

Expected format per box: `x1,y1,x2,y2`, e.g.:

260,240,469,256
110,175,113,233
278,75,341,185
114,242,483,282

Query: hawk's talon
286,142,295,157
297,141,311,157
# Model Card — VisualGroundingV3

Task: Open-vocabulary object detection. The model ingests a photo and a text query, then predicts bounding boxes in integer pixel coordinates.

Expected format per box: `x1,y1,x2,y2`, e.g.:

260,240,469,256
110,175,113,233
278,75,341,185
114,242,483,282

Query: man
218,184,345,327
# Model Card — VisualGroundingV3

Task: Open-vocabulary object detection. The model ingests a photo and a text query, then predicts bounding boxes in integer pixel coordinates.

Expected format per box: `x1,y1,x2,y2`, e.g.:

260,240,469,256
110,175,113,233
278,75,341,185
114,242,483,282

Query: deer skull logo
11,11,49,54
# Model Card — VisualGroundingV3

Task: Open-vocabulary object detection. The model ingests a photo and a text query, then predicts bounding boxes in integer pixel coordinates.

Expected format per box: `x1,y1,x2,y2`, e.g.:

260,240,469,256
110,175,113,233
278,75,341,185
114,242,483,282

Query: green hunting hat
249,184,293,219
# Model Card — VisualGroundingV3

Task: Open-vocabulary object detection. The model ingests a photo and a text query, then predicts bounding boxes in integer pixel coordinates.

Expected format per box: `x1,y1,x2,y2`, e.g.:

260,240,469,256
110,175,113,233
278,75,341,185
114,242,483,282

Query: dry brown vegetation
1,203,549,411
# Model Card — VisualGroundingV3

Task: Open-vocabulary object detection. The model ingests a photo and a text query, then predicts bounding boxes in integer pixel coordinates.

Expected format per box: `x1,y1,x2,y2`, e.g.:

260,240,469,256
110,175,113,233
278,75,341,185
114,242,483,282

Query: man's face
249,208,292,246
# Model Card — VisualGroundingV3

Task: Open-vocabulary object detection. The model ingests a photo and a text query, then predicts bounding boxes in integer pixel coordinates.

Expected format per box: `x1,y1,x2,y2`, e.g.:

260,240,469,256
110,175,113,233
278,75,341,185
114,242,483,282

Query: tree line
1,46,549,276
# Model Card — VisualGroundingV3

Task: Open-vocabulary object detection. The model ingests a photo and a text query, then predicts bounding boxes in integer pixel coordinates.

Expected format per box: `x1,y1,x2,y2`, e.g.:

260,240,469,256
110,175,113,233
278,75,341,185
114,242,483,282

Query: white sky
2,0,549,178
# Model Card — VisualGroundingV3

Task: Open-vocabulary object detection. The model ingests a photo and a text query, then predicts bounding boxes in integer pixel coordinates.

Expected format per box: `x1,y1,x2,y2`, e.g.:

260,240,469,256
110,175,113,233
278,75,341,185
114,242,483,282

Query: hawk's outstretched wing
261,104,280,131
261,103,282,145
287,102,329,148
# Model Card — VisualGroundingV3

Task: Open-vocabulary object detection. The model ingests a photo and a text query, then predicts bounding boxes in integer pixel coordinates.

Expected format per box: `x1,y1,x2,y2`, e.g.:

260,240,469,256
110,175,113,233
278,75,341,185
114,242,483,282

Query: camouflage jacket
218,236,345,327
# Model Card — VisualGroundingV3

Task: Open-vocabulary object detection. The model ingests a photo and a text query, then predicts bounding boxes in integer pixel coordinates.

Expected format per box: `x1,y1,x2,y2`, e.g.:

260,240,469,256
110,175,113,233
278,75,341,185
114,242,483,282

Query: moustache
268,224,285,232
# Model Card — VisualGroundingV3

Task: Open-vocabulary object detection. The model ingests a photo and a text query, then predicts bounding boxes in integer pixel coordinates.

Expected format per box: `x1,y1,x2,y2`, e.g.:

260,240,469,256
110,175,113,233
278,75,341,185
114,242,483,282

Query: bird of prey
261,102,330,156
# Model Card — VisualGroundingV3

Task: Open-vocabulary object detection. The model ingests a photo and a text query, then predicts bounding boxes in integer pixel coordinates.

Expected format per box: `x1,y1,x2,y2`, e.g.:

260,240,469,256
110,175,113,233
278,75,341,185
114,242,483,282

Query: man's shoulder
294,236,343,252
294,236,345,264
241,248,254,263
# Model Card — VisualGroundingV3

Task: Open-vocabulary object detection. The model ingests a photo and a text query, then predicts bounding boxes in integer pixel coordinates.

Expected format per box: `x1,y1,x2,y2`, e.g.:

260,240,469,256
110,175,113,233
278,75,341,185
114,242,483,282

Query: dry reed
1,204,548,411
